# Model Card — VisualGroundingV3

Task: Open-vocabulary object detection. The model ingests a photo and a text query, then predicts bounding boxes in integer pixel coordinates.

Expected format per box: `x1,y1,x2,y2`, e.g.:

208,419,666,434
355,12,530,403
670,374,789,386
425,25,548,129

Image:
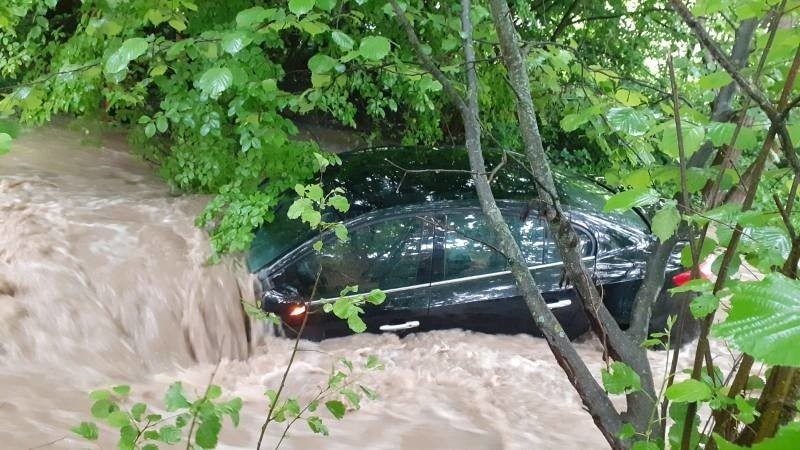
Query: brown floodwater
0,126,734,450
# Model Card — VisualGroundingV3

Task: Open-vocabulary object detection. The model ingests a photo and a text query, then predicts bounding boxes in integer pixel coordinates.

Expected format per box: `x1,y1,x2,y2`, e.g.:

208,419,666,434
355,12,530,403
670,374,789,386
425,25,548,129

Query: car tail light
672,261,713,287
288,304,306,316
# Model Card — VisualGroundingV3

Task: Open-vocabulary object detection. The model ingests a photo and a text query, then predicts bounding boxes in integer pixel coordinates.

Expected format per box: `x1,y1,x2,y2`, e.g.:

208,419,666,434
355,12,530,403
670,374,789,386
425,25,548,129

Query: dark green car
249,147,692,341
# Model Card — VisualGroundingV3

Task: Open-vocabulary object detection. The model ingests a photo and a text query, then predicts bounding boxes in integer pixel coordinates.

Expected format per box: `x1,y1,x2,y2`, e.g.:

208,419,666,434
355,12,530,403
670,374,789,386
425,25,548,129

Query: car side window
278,216,427,299
441,211,546,280
542,226,593,263
443,212,505,280
440,210,597,280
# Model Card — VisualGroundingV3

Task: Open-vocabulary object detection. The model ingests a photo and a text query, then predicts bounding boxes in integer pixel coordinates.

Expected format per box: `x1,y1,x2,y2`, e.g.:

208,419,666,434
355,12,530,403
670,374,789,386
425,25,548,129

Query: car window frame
429,204,598,284
263,207,437,290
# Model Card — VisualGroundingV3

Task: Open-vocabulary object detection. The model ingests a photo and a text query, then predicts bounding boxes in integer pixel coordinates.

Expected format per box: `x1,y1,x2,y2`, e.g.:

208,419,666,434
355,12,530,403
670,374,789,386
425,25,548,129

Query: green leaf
714,422,800,450
333,223,348,241
316,0,337,10
698,70,733,89
670,278,713,294
560,113,587,132
313,240,324,252
665,379,713,402
660,121,705,159
196,67,233,99
680,237,717,268
601,362,641,395
713,274,800,366
145,122,156,138
308,54,337,74
359,36,391,61
119,424,137,450
106,410,130,428
221,31,252,55
156,425,181,444
236,6,270,28
652,201,681,241
341,388,360,409
602,187,660,212
206,384,222,400
219,397,243,426
347,314,367,333
301,208,322,228
0,132,12,155
287,198,313,219
328,194,349,212
325,400,346,419
707,121,736,146
156,116,168,133
690,294,719,319
331,30,354,50
614,89,646,107
359,384,378,400
195,415,222,449
617,422,636,440
131,403,147,421
104,37,149,74
289,0,315,16
164,382,190,411
631,442,660,450
365,289,385,305
168,18,186,32
91,399,116,418
71,422,99,441
307,416,329,435
365,355,383,370
606,107,650,136
692,0,725,15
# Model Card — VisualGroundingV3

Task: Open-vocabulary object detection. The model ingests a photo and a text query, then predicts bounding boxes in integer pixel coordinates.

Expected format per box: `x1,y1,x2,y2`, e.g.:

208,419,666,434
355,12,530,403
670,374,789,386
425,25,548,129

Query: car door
426,207,594,337
426,208,539,335
267,213,434,338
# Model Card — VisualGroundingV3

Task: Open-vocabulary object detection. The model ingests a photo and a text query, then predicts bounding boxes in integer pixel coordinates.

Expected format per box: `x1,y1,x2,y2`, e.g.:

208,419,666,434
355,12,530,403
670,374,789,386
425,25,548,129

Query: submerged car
248,147,690,341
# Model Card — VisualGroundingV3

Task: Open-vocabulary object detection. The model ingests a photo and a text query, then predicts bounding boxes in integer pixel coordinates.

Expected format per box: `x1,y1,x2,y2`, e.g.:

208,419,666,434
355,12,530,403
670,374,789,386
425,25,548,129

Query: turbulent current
0,126,731,449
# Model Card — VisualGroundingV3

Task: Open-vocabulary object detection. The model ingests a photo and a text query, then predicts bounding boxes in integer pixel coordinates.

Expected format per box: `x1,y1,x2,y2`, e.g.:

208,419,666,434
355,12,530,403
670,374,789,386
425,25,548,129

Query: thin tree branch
669,0,779,121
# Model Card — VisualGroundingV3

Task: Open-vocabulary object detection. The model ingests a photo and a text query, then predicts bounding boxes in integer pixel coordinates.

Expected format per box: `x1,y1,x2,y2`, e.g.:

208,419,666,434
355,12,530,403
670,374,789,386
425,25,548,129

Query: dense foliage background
0,0,712,257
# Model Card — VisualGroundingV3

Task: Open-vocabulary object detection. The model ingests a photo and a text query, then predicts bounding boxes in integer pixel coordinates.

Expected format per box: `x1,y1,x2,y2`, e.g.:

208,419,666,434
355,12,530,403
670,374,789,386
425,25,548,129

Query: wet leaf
331,30,354,50
666,379,712,402
325,400,346,419
602,187,660,212
359,36,391,61
714,422,800,450
196,67,233,99
601,362,641,394
289,0,315,16
307,416,328,435
652,201,680,241
164,382,190,411
606,107,650,136
71,422,99,441
104,38,148,75
713,274,800,366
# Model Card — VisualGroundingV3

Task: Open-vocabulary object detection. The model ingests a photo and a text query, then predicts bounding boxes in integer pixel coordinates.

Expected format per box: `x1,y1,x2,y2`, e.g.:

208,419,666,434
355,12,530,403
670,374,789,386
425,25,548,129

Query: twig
256,269,321,449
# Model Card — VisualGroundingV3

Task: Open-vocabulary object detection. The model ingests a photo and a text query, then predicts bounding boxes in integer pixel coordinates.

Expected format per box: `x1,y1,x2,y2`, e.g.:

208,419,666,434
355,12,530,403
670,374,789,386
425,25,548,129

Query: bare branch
669,0,779,121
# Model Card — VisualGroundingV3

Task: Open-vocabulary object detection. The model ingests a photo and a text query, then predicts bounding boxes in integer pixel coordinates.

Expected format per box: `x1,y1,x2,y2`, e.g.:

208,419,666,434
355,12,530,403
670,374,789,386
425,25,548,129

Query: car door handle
379,321,420,332
547,299,572,309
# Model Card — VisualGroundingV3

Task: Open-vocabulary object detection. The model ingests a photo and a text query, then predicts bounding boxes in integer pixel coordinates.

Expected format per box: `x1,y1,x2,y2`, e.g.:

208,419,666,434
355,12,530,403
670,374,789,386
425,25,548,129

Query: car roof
248,146,647,272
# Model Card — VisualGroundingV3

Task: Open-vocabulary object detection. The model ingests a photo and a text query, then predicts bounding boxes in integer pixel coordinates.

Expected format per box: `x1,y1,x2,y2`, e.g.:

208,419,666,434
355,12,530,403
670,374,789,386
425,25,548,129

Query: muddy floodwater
0,126,732,449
